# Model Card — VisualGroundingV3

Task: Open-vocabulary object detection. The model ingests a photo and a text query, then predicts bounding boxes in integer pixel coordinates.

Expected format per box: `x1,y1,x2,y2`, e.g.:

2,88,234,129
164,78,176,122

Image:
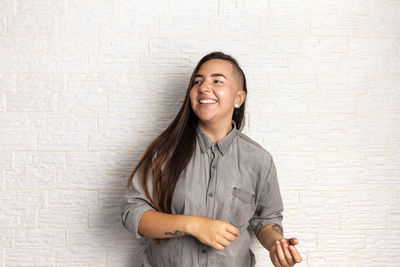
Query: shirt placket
199,143,219,266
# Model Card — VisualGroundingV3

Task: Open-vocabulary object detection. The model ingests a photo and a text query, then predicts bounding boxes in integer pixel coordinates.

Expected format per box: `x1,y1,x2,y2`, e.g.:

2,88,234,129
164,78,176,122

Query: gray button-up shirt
121,119,284,267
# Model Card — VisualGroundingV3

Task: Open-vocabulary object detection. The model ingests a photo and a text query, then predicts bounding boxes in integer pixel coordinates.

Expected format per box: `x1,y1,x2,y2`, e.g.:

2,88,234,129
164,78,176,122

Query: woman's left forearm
256,223,284,251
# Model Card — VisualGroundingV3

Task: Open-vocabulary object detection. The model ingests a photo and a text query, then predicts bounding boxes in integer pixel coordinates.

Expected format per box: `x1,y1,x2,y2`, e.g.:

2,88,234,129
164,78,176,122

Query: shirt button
202,248,207,253
208,192,213,197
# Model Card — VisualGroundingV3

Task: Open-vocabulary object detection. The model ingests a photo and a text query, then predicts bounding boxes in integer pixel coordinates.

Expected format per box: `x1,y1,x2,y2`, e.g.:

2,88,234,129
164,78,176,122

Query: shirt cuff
251,217,283,238
122,203,155,240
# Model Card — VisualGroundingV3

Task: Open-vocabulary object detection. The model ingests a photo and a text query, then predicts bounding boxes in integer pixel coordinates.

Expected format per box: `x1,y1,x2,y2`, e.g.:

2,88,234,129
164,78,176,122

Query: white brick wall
0,0,399,266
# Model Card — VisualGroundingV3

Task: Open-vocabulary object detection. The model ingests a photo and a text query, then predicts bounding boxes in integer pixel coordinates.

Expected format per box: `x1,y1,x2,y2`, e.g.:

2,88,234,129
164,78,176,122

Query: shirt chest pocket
229,187,256,228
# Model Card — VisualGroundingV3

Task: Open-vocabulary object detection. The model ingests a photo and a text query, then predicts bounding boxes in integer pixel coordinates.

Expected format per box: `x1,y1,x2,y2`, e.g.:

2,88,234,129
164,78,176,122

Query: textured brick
0,134,36,150
57,92,107,112
57,5,110,34
0,229,13,247
88,55,138,74
5,167,56,189
119,0,167,16
0,113,44,134
67,73,117,93
317,230,365,249
219,0,267,16
98,35,148,56
240,53,290,74
16,73,64,93
150,38,198,54
46,113,97,133
269,0,317,17
359,0,400,37
358,75,400,114
108,14,159,36
57,169,106,189
389,212,400,229
15,151,64,168
358,249,400,266
160,17,209,37
47,190,98,209
366,230,400,250
291,37,347,75
319,0,368,16
55,247,105,267
88,190,125,229
15,229,64,247
66,228,115,248
269,75,316,95
199,37,249,55
0,73,14,92
310,16,359,36
340,114,399,152
6,247,54,267
37,133,87,151
319,75,368,95
0,191,45,227
0,151,12,169
348,190,399,212
7,13,56,34
341,208,387,229
259,15,309,36
7,92,56,112
38,56,88,73
47,34,96,58
139,54,189,74
38,207,88,227
66,151,116,171
212,13,260,37
308,249,356,267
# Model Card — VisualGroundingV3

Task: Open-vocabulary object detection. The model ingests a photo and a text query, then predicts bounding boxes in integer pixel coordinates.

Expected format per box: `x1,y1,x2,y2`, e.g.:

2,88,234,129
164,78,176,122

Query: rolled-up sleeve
121,166,156,240
250,156,284,237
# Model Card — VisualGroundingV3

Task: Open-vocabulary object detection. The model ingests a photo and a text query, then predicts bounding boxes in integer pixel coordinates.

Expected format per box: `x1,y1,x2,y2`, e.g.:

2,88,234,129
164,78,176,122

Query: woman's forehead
197,59,234,77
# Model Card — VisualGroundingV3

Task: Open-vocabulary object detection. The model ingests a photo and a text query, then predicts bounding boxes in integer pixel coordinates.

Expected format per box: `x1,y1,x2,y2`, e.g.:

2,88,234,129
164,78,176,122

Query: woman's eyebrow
194,73,227,79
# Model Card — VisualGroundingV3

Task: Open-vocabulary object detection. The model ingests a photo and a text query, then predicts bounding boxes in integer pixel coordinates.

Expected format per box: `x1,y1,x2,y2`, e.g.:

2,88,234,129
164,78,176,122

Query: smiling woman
120,51,302,267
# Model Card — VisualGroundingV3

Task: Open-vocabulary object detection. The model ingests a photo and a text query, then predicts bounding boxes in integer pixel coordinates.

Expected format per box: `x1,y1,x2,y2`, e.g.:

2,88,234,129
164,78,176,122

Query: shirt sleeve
249,156,284,238
120,165,157,240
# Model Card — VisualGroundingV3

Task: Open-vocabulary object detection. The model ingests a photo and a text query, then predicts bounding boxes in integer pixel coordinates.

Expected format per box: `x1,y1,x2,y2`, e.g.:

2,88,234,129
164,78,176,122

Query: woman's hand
269,237,302,267
186,216,240,250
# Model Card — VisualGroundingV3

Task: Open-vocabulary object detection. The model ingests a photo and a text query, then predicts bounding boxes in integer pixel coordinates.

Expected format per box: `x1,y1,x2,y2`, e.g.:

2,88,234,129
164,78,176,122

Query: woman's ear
236,90,246,106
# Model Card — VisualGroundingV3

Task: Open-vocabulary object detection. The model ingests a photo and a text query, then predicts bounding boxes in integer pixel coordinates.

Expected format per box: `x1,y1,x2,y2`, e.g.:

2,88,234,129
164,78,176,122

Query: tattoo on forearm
272,224,283,236
164,230,188,237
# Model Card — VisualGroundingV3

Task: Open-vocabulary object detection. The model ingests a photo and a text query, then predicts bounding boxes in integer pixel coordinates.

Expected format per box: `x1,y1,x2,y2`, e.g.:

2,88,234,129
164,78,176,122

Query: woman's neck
198,120,233,143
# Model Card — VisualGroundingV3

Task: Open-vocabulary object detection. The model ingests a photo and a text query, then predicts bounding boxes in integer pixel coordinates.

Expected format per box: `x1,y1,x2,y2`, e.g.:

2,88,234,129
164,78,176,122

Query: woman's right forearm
138,209,197,239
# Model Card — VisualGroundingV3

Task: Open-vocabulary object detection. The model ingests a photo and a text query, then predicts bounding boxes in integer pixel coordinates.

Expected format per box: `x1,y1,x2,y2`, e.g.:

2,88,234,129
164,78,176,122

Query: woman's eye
193,80,222,85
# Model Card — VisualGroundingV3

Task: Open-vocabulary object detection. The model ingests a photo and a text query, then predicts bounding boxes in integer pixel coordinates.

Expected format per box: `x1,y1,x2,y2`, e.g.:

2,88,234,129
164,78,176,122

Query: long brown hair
126,51,247,244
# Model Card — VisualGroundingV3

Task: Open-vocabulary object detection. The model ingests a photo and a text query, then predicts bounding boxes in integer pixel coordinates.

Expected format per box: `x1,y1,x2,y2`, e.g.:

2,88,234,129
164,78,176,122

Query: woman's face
189,59,245,125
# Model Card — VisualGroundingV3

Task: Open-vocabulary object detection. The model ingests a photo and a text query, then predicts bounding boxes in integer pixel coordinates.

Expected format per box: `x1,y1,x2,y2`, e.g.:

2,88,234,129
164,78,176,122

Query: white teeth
199,99,217,104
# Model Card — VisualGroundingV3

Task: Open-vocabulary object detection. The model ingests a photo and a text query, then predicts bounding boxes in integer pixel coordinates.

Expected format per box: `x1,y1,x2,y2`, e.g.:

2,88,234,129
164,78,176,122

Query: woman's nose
199,80,211,92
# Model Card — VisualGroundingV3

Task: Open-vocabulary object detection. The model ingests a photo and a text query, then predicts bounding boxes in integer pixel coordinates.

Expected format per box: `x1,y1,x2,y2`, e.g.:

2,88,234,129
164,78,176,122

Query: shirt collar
195,119,238,156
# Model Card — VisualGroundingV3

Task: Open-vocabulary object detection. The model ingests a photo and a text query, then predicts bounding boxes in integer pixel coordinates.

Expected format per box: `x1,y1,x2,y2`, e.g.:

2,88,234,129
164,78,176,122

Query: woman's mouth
199,99,218,105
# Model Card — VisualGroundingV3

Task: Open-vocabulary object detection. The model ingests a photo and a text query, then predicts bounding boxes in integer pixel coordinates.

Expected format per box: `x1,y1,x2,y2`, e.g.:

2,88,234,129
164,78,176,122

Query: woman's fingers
275,240,288,266
226,224,240,237
216,237,231,248
223,231,237,242
289,245,303,263
269,245,281,267
289,237,299,246
272,251,281,267
213,241,225,250
280,239,294,265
